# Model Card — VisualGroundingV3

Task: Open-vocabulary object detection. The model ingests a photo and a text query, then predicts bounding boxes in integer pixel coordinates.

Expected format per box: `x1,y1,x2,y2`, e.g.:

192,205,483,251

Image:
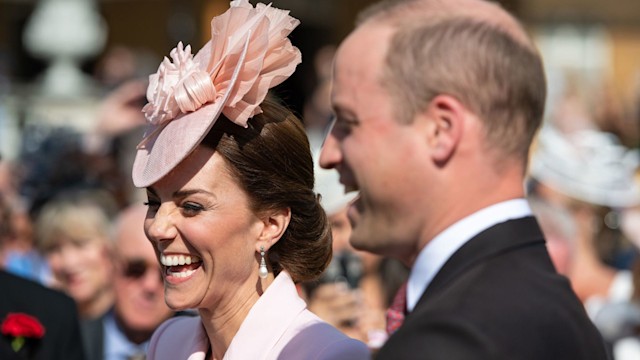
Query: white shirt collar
104,310,148,360
406,199,533,312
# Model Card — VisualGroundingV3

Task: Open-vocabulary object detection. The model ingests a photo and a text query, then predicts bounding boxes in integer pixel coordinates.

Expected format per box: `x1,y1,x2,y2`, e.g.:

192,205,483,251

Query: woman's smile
160,253,203,282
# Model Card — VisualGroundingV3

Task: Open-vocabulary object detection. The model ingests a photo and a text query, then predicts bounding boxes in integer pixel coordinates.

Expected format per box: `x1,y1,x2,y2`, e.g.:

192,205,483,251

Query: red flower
1,313,45,352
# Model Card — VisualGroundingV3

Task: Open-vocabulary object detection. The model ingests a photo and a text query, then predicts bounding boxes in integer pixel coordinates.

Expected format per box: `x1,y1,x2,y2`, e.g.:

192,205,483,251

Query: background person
0,160,51,284
528,124,640,359
319,0,609,358
0,155,85,360
0,193,50,284
82,203,175,360
528,125,640,319
0,269,86,360
34,188,117,320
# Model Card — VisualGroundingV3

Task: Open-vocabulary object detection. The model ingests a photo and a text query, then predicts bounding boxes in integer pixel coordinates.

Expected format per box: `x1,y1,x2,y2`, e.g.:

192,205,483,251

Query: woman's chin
162,267,206,310
164,293,198,311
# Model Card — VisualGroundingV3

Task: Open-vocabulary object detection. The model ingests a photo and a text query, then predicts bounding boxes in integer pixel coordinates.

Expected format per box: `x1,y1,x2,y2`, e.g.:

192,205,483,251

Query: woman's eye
143,199,160,210
181,202,203,215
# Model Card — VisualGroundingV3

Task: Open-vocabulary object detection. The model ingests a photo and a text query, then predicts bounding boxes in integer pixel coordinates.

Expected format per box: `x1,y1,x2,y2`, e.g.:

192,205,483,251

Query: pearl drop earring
259,246,268,279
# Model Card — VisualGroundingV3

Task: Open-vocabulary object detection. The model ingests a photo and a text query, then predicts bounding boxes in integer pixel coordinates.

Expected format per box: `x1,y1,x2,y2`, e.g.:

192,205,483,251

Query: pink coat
147,271,370,359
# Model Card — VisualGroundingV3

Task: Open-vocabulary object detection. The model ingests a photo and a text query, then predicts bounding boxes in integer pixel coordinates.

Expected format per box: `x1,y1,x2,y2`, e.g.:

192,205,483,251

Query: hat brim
132,100,224,188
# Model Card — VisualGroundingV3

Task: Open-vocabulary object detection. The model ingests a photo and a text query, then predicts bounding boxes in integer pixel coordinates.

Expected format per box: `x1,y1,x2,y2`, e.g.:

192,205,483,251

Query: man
82,203,174,360
319,0,610,358
303,133,391,348
0,269,86,360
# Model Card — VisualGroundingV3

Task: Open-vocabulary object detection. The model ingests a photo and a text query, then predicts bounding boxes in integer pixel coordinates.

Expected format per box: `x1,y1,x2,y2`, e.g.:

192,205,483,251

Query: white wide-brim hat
529,125,640,208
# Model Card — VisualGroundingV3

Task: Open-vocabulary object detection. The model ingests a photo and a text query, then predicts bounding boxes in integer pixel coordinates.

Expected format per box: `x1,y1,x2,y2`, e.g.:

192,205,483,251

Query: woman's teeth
168,268,196,278
160,254,201,266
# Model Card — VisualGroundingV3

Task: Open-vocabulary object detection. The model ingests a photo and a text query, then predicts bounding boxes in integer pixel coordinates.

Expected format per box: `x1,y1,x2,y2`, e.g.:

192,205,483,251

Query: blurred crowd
0,44,178,359
526,90,640,359
0,26,640,360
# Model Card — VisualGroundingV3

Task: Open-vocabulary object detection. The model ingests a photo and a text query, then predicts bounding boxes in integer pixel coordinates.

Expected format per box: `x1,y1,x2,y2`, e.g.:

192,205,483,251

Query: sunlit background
1,2,640,355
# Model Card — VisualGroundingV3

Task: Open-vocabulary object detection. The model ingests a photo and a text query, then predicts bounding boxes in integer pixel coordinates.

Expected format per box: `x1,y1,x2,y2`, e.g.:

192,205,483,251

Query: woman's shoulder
147,315,208,359
276,310,371,360
155,315,201,335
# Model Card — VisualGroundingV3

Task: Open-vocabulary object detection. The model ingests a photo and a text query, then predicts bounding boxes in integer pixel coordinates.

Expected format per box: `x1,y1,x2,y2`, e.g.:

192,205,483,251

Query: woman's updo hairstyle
202,95,332,283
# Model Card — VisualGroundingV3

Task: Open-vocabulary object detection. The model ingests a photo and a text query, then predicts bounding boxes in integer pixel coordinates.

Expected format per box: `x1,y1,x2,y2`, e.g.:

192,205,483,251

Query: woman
35,188,116,319
132,1,369,359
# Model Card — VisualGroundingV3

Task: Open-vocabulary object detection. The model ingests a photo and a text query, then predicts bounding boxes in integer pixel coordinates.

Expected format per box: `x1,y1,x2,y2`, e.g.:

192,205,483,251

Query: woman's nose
144,204,178,244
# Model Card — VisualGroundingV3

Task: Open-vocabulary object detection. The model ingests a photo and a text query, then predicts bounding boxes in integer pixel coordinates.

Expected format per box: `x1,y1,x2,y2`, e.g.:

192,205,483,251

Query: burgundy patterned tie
386,281,408,335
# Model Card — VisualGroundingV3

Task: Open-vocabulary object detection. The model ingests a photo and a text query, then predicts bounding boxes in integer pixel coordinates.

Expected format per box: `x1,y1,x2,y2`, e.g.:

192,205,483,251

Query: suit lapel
81,313,105,360
414,216,546,310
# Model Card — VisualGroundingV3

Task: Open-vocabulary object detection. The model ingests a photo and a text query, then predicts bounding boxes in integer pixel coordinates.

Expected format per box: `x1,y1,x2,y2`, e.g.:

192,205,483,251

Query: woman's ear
256,207,291,251
420,94,465,165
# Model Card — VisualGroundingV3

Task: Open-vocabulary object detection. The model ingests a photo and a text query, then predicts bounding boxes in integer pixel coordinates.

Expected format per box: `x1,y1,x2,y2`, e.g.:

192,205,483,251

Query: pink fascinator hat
132,0,301,187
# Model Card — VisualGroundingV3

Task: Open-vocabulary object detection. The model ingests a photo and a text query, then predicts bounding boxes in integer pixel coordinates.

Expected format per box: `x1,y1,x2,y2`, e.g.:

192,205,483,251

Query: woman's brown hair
202,95,332,283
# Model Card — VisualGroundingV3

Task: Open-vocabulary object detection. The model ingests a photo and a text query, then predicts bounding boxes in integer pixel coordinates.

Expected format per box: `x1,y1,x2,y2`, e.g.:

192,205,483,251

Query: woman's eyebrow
172,189,216,199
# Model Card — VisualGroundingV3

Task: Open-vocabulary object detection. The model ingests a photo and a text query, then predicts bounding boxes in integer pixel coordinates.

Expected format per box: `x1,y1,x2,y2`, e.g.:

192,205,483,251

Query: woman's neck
200,275,274,360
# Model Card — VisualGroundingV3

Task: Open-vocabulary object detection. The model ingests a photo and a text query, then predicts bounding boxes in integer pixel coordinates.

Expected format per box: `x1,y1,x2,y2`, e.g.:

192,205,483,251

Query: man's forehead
333,24,392,83
339,23,392,55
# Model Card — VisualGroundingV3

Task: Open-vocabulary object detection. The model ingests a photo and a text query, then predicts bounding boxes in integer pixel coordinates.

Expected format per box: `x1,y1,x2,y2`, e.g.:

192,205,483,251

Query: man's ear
419,94,465,164
256,207,291,251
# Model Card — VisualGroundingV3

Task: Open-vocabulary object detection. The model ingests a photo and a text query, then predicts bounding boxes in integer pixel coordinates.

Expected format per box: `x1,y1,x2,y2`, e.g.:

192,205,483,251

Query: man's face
320,24,431,261
114,207,172,339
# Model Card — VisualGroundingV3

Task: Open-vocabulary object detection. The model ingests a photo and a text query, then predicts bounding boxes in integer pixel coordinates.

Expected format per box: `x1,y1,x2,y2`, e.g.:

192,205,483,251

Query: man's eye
332,117,357,137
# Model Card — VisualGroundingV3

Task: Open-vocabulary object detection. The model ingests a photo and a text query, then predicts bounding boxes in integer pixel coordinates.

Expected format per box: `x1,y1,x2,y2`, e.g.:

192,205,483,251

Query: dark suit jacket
80,314,104,360
0,270,85,360
376,217,610,360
